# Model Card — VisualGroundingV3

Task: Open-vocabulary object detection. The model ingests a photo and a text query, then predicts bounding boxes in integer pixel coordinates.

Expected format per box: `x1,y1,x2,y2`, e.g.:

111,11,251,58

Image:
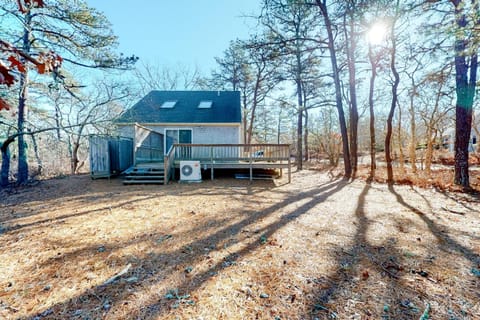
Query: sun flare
367,22,387,45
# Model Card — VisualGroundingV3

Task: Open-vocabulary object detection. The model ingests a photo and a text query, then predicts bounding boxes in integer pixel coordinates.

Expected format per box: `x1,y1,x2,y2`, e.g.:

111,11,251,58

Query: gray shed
89,135,133,179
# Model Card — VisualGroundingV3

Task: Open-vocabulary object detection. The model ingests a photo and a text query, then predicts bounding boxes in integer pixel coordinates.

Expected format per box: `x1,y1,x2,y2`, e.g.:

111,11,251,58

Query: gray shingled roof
116,91,241,124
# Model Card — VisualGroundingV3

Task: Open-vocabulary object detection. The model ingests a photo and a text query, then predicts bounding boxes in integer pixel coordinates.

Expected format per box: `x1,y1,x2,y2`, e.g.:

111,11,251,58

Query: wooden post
164,155,168,185
288,154,291,183
210,146,214,180
249,148,253,181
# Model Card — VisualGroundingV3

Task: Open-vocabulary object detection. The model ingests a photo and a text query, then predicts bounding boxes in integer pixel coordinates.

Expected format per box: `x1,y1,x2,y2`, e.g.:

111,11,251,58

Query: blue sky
86,0,261,73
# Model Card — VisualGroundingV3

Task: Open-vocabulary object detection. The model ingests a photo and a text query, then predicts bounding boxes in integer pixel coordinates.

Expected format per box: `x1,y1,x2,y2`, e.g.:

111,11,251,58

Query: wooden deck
125,144,291,184
164,144,291,184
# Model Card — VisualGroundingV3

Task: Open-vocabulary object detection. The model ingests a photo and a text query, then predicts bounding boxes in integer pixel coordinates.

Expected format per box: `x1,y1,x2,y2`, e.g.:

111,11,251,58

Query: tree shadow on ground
306,183,428,319
304,180,480,319
388,185,480,268
0,174,280,230
435,186,480,212
15,177,349,319
0,175,106,206
0,195,159,233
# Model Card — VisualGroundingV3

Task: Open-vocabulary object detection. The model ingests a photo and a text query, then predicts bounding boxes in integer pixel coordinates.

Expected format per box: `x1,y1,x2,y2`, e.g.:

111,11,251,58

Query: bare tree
384,0,401,184
417,66,454,175
133,61,207,96
260,0,322,169
212,36,281,145
48,81,130,174
314,0,352,178
0,0,136,185
367,43,380,178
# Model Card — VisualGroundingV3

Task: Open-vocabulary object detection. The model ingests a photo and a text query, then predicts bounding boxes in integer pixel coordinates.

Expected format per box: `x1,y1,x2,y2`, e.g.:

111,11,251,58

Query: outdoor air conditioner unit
180,160,202,182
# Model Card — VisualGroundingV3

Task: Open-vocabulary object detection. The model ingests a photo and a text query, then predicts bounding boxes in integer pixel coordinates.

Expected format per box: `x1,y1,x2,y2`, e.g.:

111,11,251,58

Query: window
160,100,177,108
197,101,212,109
165,129,192,154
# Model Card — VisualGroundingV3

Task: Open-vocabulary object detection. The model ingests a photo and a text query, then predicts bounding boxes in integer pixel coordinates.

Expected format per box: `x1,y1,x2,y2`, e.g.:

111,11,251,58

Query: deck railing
173,144,291,163
173,143,291,182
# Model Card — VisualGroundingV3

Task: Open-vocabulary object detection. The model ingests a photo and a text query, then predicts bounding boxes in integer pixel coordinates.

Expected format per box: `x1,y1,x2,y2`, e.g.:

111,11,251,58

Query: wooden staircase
123,163,166,185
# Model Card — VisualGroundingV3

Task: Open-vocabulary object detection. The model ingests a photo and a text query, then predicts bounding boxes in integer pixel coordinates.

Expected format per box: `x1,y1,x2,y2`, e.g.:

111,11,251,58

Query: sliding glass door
165,129,192,155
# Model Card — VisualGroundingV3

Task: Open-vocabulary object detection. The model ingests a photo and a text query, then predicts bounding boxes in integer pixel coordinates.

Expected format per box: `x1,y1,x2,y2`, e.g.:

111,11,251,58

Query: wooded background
1,0,479,188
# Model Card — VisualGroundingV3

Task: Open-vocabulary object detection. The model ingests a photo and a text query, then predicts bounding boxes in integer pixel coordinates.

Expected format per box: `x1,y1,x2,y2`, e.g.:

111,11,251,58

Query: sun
366,22,388,45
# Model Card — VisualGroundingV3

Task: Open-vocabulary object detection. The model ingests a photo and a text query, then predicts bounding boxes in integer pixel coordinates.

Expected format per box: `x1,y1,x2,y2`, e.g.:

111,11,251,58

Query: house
116,90,242,156
89,90,291,184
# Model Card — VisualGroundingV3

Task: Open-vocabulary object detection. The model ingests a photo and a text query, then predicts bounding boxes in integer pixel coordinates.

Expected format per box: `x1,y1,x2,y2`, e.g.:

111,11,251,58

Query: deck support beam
210,147,214,180
288,156,291,183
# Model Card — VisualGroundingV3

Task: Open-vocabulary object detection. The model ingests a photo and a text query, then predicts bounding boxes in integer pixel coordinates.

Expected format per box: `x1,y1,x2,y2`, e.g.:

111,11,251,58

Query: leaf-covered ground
0,169,479,319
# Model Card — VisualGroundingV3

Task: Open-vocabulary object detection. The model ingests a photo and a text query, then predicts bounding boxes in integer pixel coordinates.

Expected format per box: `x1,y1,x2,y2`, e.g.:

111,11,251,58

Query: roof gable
117,91,241,124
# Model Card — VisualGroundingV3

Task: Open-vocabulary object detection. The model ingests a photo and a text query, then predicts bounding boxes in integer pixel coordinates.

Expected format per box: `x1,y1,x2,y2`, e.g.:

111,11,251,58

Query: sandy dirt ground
0,170,479,319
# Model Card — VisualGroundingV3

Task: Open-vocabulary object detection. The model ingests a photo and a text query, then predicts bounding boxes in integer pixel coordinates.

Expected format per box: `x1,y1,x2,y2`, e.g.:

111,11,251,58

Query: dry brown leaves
0,169,479,319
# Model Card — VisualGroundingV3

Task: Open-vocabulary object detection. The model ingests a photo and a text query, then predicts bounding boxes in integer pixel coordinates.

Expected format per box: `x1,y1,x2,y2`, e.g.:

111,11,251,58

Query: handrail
173,143,290,147
173,143,290,162
172,143,291,183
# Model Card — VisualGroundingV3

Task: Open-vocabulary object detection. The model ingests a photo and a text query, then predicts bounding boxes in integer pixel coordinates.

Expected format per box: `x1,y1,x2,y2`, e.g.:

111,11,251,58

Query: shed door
89,135,110,178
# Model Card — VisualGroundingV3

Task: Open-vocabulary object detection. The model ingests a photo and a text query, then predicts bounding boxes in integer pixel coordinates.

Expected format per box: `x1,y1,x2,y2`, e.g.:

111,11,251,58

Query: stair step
125,175,165,179
131,169,164,173
123,179,165,185
123,176,165,180
122,164,166,185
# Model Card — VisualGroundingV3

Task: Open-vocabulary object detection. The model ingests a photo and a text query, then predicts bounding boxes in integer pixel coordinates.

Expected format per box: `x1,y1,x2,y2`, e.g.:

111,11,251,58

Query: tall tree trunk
345,11,358,178
425,126,435,176
296,78,303,170
385,5,400,184
316,0,352,178
71,141,80,174
30,130,43,176
295,32,304,170
247,83,261,146
397,105,406,175
452,0,476,188
1,137,15,187
17,10,32,184
277,106,283,145
54,102,62,140
304,108,309,162
17,21,30,183
408,86,417,174
242,92,248,144
425,72,445,176
368,45,377,179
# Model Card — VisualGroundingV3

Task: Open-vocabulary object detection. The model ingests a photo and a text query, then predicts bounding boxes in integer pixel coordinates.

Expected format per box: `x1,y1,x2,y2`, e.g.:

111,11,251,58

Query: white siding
117,124,241,147
192,126,240,144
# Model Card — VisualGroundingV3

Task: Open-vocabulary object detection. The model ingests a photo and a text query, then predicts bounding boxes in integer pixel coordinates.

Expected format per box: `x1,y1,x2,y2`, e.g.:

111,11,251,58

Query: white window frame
197,100,213,109
160,100,177,108
164,128,193,154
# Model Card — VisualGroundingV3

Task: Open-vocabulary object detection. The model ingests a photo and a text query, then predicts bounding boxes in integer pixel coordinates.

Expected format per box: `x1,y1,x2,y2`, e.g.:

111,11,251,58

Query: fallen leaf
362,270,369,280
